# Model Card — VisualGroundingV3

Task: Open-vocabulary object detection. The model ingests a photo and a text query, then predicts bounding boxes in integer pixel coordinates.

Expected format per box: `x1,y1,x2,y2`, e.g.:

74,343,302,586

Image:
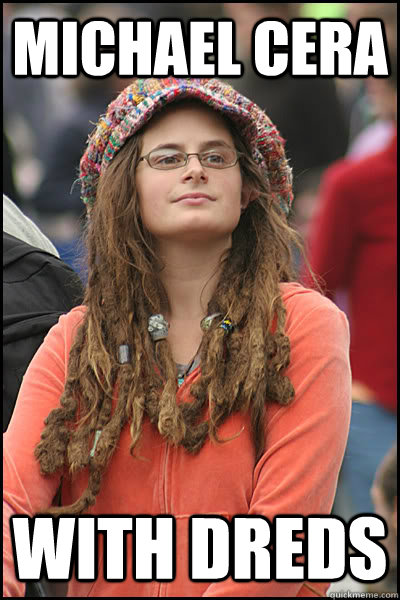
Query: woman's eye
153,153,182,165
160,155,180,164
203,152,225,165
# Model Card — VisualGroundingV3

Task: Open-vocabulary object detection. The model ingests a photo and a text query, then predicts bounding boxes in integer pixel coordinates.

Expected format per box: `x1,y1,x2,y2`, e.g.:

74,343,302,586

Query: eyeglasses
138,147,240,170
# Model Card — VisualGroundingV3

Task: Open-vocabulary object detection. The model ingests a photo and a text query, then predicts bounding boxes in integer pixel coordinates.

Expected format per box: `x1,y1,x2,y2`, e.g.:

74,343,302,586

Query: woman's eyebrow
149,140,233,151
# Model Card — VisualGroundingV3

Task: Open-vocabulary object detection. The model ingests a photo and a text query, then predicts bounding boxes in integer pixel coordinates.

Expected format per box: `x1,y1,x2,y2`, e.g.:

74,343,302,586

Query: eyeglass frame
137,146,242,170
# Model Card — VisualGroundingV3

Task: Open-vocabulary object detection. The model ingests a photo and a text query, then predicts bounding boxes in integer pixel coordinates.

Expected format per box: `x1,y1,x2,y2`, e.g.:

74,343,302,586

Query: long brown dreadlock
35,101,303,516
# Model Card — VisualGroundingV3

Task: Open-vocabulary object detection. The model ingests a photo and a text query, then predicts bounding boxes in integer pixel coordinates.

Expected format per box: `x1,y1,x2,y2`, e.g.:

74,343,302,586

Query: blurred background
3,3,397,594
4,3,396,268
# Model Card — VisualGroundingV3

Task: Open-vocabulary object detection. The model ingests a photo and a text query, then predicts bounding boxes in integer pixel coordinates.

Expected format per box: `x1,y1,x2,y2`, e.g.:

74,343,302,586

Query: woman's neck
156,238,230,321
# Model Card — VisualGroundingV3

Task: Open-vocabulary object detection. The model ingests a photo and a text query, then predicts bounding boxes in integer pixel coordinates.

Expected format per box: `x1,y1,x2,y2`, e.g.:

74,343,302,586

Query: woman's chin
152,214,240,243
161,224,236,245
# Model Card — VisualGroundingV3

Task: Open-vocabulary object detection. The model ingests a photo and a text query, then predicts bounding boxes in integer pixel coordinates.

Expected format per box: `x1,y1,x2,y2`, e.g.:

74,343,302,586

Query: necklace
176,355,198,387
146,312,234,386
176,313,222,385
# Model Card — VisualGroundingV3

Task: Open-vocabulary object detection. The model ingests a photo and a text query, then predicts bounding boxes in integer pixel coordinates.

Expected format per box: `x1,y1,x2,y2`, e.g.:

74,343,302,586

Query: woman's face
135,103,249,246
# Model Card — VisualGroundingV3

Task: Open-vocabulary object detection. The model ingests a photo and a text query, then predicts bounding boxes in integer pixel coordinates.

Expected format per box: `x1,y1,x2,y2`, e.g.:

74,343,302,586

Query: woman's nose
181,155,208,181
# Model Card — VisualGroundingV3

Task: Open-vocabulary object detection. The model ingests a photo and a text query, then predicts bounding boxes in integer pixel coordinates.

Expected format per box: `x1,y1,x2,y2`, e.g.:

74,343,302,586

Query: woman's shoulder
279,282,349,334
277,282,351,412
44,305,87,353
59,304,87,328
280,281,341,311
24,305,86,359
64,304,87,317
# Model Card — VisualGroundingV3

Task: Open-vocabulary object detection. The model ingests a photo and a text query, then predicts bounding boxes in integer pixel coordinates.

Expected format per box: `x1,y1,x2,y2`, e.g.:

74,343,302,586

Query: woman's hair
35,99,305,515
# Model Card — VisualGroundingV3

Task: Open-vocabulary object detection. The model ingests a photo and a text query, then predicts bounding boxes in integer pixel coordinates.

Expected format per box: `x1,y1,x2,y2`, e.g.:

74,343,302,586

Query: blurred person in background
3,193,59,256
144,2,223,20
27,3,151,278
222,2,349,203
28,64,120,277
300,3,347,19
369,442,397,593
301,43,397,520
3,131,22,208
343,3,397,159
3,193,83,597
289,167,325,244
4,2,223,278
3,192,85,433
3,2,72,205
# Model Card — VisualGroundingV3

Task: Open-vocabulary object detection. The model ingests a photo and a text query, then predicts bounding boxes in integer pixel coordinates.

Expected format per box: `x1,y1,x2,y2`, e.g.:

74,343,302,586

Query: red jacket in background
302,133,397,413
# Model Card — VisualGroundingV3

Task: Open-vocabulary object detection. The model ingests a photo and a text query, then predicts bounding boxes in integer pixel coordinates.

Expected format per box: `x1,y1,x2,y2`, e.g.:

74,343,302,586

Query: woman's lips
175,193,214,204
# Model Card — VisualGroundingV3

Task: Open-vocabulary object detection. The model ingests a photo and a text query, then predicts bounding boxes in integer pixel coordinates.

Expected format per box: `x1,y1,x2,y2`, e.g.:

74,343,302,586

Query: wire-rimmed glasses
138,146,240,170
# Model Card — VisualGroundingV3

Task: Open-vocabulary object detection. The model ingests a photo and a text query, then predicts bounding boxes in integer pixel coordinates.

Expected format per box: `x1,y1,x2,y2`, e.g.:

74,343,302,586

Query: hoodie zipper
161,367,200,515
162,442,170,514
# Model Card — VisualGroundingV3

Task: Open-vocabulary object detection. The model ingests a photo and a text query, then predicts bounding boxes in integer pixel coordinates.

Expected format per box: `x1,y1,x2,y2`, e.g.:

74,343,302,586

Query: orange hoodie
3,282,351,596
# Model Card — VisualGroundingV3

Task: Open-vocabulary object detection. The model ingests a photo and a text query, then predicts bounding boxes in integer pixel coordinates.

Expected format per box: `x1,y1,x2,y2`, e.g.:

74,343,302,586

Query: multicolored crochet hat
79,77,293,214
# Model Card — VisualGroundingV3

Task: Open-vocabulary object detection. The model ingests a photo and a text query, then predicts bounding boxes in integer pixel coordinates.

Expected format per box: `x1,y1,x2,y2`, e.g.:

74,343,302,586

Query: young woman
3,77,351,597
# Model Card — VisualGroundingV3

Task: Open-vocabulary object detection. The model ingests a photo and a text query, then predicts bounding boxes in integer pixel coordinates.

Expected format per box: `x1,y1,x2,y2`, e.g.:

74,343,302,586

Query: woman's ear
241,184,257,211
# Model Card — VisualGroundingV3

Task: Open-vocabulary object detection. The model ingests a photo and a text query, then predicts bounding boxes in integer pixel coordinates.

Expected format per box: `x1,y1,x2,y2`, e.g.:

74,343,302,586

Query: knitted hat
79,77,293,214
